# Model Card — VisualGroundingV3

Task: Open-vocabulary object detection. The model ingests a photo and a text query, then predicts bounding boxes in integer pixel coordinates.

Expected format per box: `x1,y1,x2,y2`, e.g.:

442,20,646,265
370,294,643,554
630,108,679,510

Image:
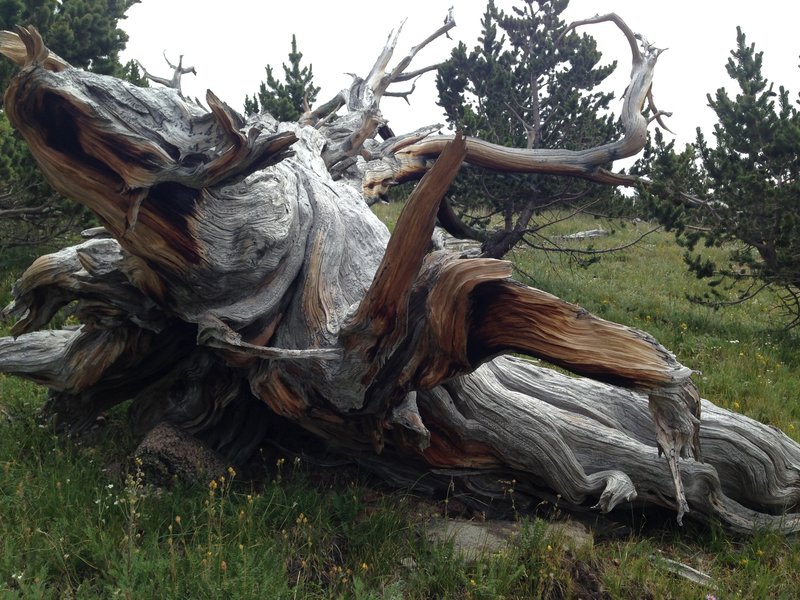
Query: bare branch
0,205,57,219
391,63,443,83
384,77,420,104
558,13,642,65
364,13,666,200
135,59,172,88
363,20,407,95
523,225,663,256
647,88,675,133
376,12,456,97
136,51,196,93
300,92,346,126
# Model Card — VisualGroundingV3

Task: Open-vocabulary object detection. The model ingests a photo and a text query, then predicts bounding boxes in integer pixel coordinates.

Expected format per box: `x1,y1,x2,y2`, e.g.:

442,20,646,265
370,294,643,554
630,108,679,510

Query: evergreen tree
436,0,619,258
0,0,139,250
0,0,138,90
244,35,320,121
640,28,800,327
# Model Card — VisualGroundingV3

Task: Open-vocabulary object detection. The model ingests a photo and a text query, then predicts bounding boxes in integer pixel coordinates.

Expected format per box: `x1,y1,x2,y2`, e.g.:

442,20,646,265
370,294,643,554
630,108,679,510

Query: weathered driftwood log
1,18,799,535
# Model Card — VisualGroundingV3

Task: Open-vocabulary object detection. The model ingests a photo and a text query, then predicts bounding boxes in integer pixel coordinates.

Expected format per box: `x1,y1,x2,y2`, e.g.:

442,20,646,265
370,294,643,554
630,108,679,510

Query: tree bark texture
1,19,799,534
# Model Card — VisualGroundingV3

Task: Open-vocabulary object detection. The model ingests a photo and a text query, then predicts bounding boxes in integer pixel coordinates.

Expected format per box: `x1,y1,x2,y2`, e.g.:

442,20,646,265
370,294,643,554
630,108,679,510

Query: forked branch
136,51,197,93
306,10,455,167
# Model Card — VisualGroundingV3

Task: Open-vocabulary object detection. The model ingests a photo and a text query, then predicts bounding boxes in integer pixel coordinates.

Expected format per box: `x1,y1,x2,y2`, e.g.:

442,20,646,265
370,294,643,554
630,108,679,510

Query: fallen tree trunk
1,18,799,535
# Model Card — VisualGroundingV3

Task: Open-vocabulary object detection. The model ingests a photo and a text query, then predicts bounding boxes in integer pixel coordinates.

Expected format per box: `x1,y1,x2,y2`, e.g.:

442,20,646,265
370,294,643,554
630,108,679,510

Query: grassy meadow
1,206,800,598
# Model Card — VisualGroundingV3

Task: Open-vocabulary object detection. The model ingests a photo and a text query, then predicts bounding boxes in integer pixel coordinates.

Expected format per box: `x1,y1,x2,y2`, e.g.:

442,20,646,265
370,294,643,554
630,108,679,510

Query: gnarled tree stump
1,16,799,534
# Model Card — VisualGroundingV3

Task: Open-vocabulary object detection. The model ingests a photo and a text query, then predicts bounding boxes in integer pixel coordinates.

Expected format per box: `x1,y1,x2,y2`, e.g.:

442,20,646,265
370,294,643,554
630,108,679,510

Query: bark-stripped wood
360,13,655,201
1,19,799,534
136,52,196,93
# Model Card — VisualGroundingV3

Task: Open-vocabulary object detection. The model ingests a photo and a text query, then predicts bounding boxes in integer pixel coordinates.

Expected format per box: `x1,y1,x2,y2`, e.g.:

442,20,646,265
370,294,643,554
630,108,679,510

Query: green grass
2,210,800,598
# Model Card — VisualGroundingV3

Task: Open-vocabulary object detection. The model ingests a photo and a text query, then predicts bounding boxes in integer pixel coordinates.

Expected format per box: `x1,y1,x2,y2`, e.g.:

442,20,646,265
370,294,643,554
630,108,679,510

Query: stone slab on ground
425,518,593,560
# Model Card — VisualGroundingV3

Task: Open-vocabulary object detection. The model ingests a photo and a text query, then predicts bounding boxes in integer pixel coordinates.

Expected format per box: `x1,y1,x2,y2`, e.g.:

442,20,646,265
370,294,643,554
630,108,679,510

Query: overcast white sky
121,1,799,153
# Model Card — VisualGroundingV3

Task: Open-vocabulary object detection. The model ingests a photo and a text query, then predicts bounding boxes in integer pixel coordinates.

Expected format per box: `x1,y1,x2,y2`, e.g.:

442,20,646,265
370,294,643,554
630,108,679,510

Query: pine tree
436,0,618,258
244,35,320,121
0,0,139,250
0,0,138,90
640,28,800,327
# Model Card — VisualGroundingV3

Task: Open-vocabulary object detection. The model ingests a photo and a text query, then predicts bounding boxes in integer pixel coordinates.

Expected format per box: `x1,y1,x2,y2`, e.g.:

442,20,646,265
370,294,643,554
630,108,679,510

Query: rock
425,519,520,560
134,421,230,486
555,228,608,240
425,517,593,560
546,520,593,551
